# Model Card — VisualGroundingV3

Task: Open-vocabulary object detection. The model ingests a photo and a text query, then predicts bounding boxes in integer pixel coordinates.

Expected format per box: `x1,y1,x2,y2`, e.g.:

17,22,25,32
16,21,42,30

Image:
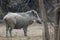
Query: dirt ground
0,23,44,40
0,23,54,40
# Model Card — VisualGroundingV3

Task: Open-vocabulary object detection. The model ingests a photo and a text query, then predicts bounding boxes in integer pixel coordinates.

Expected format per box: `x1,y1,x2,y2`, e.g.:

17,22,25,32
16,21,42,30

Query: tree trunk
57,8,60,40
57,15,60,40
39,0,50,40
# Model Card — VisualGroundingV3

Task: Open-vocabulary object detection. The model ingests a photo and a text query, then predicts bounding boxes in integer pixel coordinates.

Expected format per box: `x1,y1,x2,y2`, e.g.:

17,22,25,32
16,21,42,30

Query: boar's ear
31,10,36,16
31,10,38,18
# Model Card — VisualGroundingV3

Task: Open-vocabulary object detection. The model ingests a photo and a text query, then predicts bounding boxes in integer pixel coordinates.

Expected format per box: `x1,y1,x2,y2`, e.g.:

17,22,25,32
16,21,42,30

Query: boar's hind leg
6,24,9,37
9,24,15,37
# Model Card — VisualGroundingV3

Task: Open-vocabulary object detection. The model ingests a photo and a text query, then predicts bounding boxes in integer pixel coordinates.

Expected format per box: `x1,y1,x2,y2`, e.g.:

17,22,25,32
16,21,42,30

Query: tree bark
53,1,59,40
39,0,50,40
57,8,60,40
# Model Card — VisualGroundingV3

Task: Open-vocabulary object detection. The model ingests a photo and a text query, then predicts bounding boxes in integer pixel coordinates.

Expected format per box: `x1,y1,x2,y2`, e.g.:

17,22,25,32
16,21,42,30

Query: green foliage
0,0,40,19
0,7,5,19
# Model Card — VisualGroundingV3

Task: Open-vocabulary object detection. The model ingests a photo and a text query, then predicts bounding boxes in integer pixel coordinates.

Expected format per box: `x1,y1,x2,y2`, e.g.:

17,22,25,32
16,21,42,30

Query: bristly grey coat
3,10,41,37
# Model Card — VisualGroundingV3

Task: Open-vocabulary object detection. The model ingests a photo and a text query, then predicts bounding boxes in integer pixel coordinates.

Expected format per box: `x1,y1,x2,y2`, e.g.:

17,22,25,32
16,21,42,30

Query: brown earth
0,23,44,40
